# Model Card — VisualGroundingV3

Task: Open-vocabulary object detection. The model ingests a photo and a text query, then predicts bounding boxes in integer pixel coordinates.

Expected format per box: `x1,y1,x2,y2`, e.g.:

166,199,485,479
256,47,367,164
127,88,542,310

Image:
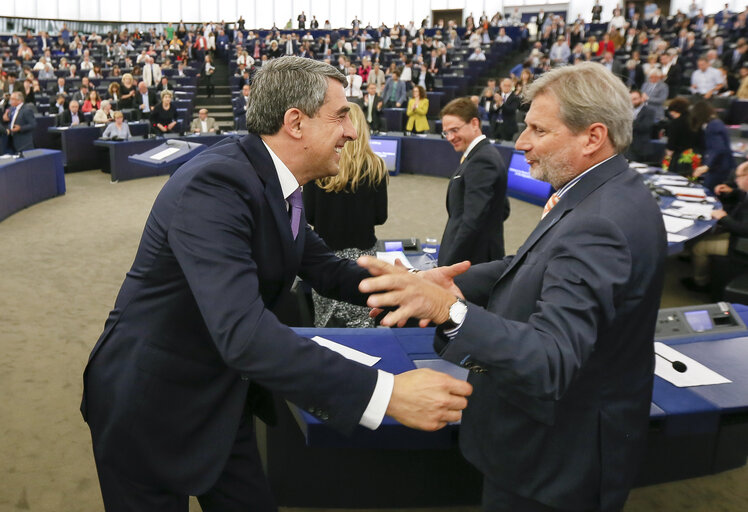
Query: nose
342,115,358,141
515,128,530,151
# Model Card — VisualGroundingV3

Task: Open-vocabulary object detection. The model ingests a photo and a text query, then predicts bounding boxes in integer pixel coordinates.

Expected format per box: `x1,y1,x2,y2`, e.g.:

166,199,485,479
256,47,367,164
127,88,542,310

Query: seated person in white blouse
101,111,131,140
93,100,115,124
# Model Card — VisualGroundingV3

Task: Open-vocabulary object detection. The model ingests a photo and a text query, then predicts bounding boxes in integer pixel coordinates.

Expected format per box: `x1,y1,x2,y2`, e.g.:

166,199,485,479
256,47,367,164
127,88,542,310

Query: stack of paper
662,186,707,200
662,215,695,233
375,251,413,268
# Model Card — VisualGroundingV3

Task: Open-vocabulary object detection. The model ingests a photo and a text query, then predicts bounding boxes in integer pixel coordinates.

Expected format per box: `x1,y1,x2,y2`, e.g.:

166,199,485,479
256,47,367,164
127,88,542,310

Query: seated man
135,81,157,121
190,108,218,134
49,93,68,116
56,100,84,127
682,162,748,292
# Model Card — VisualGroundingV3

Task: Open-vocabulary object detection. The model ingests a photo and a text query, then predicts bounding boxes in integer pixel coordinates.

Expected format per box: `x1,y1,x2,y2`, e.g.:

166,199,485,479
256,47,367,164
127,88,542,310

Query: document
662,215,694,233
662,185,707,199
311,336,381,367
654,342,732,387
667,233,688,243
670,200,714,218
376,250,413,269
149,147,181,161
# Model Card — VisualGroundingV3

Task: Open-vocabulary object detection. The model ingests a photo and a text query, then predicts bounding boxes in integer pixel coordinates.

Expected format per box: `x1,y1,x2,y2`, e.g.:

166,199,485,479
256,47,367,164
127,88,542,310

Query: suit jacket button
240,374,249,381
320,412,329,421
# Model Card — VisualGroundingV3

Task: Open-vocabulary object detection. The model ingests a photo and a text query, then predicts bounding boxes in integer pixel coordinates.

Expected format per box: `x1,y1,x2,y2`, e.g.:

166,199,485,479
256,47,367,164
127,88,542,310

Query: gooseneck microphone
657,353,687,373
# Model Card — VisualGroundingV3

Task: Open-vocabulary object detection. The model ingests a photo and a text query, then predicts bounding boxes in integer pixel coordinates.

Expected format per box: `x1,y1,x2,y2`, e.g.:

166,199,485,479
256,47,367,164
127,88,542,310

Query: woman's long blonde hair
316,102,388,193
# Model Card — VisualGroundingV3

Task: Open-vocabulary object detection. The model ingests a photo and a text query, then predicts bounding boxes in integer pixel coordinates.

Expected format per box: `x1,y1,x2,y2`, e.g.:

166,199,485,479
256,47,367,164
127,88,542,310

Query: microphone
657,353,687,373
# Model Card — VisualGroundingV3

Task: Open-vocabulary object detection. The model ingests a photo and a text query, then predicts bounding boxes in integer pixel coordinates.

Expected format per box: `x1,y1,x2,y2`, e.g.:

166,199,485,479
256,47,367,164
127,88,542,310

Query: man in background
438,97,508,266
190,108,217,134
2,91,36,153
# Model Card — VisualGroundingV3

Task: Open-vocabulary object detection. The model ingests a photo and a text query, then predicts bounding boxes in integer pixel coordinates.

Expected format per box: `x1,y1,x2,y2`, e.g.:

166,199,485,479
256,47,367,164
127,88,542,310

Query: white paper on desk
662,215,695,233
667,233,688,243
375,250,413,269
149,147,181,161
310,336,380,367
670,201,714,218
654,342,732,387
663,185,707,198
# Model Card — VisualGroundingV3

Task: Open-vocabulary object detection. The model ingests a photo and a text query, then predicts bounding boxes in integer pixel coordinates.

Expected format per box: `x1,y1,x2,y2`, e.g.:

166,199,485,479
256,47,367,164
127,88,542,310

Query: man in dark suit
626,89,656,163
661,52,683,98
134,81,157,121
56,99,85,127
494,78,521,142
47,77,69,97
81,56,471,511
362,82,383,132
438,97,508,266
723,38,748,72
2,92,36,153
381,71,407,108
358,62,666,512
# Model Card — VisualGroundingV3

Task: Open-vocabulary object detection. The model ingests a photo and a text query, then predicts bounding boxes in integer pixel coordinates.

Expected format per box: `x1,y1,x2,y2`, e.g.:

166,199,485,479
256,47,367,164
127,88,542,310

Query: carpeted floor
0,170,746,511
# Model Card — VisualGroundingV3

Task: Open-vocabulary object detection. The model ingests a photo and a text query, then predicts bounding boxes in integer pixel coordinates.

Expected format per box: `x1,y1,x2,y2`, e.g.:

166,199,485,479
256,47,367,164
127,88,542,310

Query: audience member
150,89,178,135
101,110,131,139
302,102,388,327
406,85,429,134
190,108,217,133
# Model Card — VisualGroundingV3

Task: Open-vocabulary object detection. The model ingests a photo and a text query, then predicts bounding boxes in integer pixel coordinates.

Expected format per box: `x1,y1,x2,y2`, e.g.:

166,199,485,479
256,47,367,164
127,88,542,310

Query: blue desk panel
0,149,65,222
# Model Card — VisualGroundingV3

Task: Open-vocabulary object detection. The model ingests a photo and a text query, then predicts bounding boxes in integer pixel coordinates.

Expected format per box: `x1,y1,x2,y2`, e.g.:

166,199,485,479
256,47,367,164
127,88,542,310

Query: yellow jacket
406,98,430,132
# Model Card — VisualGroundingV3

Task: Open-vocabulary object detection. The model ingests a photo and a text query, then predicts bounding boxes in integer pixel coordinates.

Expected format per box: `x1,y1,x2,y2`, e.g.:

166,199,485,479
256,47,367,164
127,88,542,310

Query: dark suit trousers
93,409,277,512
482,479,620,512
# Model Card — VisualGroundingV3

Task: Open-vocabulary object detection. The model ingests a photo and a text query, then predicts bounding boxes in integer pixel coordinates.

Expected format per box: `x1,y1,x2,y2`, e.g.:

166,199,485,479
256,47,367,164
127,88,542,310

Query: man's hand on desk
712,209,728,220
357,256,467,327
386,368,472,431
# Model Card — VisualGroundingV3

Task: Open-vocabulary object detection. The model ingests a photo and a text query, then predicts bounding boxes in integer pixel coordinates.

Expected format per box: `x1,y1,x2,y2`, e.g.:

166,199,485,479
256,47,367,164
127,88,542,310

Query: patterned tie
288,188,303,239
541,192,560,219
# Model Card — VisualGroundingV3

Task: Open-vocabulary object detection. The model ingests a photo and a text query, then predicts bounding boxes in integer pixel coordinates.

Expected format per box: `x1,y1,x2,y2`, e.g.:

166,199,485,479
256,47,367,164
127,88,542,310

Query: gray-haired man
82,56,471,511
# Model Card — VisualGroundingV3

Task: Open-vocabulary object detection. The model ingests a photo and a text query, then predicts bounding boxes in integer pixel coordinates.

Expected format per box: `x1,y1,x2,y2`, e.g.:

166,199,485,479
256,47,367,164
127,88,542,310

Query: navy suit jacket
6,103,36,151
438,138,508,266
437,155,666,510
81,134,378,494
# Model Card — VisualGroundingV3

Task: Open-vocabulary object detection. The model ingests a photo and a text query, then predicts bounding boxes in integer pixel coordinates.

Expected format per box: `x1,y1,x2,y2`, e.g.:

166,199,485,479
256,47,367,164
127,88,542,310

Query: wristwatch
443,297,468,329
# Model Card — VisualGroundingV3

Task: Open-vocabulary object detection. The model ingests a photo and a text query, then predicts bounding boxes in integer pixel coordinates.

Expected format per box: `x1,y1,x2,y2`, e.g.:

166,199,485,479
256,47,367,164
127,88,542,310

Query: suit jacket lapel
497,154,629,282
238,134,299,280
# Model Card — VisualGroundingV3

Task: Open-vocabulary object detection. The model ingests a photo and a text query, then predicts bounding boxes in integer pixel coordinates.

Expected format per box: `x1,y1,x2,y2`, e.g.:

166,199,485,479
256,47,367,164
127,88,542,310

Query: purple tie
288,188,303,239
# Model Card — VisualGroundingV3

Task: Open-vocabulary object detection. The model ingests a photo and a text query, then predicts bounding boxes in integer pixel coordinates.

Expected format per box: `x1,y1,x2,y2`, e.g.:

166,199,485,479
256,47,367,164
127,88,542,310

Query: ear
581,122,609,156
283,108,304,140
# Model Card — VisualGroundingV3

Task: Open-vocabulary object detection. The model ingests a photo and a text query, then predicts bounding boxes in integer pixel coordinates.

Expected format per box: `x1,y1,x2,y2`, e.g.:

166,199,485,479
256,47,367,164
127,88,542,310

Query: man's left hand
357,256,459,327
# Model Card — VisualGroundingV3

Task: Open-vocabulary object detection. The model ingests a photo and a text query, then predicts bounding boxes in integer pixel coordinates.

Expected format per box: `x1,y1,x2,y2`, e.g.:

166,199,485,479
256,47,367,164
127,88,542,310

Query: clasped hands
357,256,470,327
356,256,474,430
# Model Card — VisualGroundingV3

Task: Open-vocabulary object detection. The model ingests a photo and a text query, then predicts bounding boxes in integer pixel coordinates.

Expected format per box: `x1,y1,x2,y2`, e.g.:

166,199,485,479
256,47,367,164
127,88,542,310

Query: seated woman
93,100,115,124
101,110,131,140
81,90,102,113
107,82,121,107
302,103,388,328
150,90,178,135
691,101,735,191
406,85,430,134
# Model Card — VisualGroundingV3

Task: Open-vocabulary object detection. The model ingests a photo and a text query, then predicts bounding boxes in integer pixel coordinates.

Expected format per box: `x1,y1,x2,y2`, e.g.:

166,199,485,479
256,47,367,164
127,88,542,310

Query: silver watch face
450,300,468,324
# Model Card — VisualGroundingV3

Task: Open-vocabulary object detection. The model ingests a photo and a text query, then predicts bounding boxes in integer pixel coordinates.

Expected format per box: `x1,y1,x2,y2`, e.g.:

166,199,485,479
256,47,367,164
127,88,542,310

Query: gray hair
522,61,633,153
245,56,346,135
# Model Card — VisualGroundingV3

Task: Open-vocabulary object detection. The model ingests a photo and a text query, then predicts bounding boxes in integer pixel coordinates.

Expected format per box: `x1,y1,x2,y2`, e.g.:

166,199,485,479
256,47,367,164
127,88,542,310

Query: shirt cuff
359,369,394,430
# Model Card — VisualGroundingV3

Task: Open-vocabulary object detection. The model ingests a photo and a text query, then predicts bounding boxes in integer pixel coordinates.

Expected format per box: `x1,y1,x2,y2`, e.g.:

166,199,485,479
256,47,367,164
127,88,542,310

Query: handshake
357,255,475,431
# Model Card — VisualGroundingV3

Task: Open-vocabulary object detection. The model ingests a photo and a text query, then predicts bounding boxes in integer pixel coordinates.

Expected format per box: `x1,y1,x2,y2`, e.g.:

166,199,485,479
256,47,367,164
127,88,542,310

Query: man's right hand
386,368,472,431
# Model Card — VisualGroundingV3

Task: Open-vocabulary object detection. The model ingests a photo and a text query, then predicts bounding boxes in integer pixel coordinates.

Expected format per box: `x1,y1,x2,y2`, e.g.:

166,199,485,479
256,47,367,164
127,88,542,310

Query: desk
260,313,748,507
94,134,231,182
48,126,107,172
0,149,65,222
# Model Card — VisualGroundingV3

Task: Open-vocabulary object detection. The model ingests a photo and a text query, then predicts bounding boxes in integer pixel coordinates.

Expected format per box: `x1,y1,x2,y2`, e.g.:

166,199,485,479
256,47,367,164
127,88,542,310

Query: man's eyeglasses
441,124,466,138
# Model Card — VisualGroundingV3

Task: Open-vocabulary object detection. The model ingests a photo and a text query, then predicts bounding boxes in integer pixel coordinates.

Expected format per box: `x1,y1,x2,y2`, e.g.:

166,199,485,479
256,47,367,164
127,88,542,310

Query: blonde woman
302,102,389,328
119,73,136,109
